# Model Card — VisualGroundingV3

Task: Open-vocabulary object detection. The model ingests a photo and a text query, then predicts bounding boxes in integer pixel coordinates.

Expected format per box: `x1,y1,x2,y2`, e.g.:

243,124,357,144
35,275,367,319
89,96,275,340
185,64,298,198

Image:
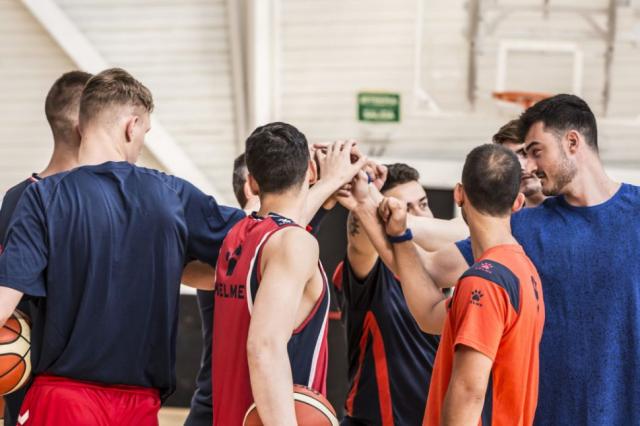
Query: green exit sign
358,92,400,122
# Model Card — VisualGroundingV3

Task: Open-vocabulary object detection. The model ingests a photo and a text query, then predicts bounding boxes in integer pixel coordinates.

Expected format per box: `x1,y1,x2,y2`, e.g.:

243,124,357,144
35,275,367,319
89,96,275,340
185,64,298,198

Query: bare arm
247,228,319,426
379,197,448,334
441,345,493,426
419,244,470,289
0,287,23,327
181,261,216,290
408,215,469,252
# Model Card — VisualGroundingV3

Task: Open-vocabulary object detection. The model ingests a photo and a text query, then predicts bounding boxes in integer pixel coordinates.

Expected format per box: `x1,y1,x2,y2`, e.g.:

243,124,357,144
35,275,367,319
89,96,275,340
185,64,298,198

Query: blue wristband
387,228,413,243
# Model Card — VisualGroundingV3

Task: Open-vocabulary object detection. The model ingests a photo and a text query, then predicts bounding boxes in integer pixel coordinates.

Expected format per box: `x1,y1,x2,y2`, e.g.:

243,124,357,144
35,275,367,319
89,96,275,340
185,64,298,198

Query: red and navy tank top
212,212,330,425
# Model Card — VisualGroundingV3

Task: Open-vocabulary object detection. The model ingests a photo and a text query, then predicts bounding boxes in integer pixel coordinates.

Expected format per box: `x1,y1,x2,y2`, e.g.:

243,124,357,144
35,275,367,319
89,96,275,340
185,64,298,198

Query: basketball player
0,68,247,425
334,163,464,425
185,148,341,425
405,95,640,424
212,123,366,425
0,70,92,426
378,144,544,425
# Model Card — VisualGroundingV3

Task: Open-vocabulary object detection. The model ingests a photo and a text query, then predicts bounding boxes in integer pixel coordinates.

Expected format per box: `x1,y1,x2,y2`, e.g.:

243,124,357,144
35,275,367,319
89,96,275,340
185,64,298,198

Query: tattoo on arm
348,215,360,236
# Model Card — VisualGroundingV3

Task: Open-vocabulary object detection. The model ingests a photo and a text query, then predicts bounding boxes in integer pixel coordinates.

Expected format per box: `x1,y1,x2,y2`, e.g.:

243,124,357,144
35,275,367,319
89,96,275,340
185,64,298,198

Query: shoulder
2,180,31,206
270,225,318,250
459,259,520,312
262,225,318,265
620,183,640,203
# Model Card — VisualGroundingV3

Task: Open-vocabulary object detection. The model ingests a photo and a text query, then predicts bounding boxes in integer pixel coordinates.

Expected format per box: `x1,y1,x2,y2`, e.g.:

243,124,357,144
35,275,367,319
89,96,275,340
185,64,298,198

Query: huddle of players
0,67,637,426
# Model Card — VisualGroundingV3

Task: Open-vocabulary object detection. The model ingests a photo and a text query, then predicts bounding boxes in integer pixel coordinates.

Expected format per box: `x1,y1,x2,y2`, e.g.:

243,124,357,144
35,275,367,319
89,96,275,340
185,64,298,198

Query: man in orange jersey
378,144,545,425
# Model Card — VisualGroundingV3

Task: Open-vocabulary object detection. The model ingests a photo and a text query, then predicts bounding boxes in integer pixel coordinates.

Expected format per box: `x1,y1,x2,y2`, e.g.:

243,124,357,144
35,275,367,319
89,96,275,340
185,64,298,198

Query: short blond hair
79,68,154,125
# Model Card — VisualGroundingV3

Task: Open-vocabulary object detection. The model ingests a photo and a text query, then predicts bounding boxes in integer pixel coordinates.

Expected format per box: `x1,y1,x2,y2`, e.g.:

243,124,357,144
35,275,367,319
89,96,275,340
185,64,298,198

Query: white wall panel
277,0,639,169
55,0,240,201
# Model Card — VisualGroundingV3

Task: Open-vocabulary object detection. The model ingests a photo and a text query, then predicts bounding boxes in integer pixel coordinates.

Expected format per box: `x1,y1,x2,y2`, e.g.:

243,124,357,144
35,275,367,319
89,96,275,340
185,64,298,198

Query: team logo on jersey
17,410,29,425
470,289,484,306
225,245,242,276
476,262,493,273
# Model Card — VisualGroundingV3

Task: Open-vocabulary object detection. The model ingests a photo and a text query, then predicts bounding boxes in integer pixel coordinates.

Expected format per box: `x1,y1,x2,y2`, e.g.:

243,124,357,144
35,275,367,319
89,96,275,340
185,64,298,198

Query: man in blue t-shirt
0,68,247,425
410,94,640,425
0,70,92,426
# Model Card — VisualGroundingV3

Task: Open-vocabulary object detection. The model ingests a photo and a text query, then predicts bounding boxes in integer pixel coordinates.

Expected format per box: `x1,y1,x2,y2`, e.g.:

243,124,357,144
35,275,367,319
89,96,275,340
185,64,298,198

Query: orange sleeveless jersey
424,244,545,426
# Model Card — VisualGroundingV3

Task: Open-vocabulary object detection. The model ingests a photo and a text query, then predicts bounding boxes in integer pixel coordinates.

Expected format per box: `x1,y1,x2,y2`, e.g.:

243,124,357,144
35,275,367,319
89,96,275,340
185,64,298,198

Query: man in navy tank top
332,163,466,425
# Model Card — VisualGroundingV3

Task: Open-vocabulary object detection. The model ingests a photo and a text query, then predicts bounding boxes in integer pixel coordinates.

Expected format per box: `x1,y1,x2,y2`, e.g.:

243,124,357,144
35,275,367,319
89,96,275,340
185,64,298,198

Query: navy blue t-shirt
456,183,640,425
0,162,244,400
0,174,41,426
340,259,439,425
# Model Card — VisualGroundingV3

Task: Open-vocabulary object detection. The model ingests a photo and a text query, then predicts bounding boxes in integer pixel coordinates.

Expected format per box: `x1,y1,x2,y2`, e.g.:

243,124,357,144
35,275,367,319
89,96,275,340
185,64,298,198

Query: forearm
302,179,339,226
352,198,396,274
248,341,296,426
441,379,486,425
0,287,23,327
181,261,216,290
392,241,447,333
408,216,468,252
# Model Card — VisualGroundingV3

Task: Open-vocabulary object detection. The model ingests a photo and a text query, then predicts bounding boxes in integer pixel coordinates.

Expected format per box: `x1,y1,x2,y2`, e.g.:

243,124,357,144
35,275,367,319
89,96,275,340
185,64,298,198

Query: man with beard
393,94,640,424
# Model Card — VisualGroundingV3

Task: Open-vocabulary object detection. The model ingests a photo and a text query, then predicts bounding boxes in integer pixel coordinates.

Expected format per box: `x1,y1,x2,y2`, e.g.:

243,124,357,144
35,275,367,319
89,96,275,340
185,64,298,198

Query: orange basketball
0,310,31,395
243,384,339,426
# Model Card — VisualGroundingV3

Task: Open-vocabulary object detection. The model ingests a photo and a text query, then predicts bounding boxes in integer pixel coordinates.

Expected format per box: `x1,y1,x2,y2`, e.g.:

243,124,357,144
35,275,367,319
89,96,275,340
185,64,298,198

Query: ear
453,183,464,207
566,129,581,154
243,180,255,199
125,116,139,143
512,192,526,212
247,174,260,196
307,159,318,185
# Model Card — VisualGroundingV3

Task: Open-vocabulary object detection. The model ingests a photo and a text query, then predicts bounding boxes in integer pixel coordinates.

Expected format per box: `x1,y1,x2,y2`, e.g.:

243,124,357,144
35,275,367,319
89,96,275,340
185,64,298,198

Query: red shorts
17,375,160,426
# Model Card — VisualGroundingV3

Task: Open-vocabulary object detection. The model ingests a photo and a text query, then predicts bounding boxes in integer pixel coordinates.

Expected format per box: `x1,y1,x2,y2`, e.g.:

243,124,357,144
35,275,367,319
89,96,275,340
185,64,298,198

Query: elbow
0,306,13,328
412,306,444,335
449,379,487,405
247,335,281,370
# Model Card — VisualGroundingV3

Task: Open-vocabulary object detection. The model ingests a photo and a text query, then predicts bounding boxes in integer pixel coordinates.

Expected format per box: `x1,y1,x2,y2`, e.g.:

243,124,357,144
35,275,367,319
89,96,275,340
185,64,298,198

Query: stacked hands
311,139,408,239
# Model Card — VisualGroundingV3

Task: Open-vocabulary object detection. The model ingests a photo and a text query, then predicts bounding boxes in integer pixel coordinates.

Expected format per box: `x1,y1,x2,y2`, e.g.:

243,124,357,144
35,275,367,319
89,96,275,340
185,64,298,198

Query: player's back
212,213,330,425
425,245,545,426
0,161,240,399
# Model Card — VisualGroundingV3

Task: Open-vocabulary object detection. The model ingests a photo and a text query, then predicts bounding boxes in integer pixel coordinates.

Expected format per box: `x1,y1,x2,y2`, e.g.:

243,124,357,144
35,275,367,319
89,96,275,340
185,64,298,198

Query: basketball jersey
338,259,439,425
212,212,330,425
425,244,544,425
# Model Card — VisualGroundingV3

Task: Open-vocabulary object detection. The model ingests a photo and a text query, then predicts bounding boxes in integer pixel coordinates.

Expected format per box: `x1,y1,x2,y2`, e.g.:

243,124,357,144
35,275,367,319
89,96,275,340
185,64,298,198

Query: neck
257,190,306,224
468,213,518,260
39,142,80,178
563,154,620,207
525,192,546,208
77,127,128,166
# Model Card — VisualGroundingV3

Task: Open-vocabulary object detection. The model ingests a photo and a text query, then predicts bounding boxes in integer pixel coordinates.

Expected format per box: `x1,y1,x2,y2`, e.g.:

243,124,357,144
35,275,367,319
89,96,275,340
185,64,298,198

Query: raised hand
313,140,367,188
365,161,387,191
379,197,408,237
